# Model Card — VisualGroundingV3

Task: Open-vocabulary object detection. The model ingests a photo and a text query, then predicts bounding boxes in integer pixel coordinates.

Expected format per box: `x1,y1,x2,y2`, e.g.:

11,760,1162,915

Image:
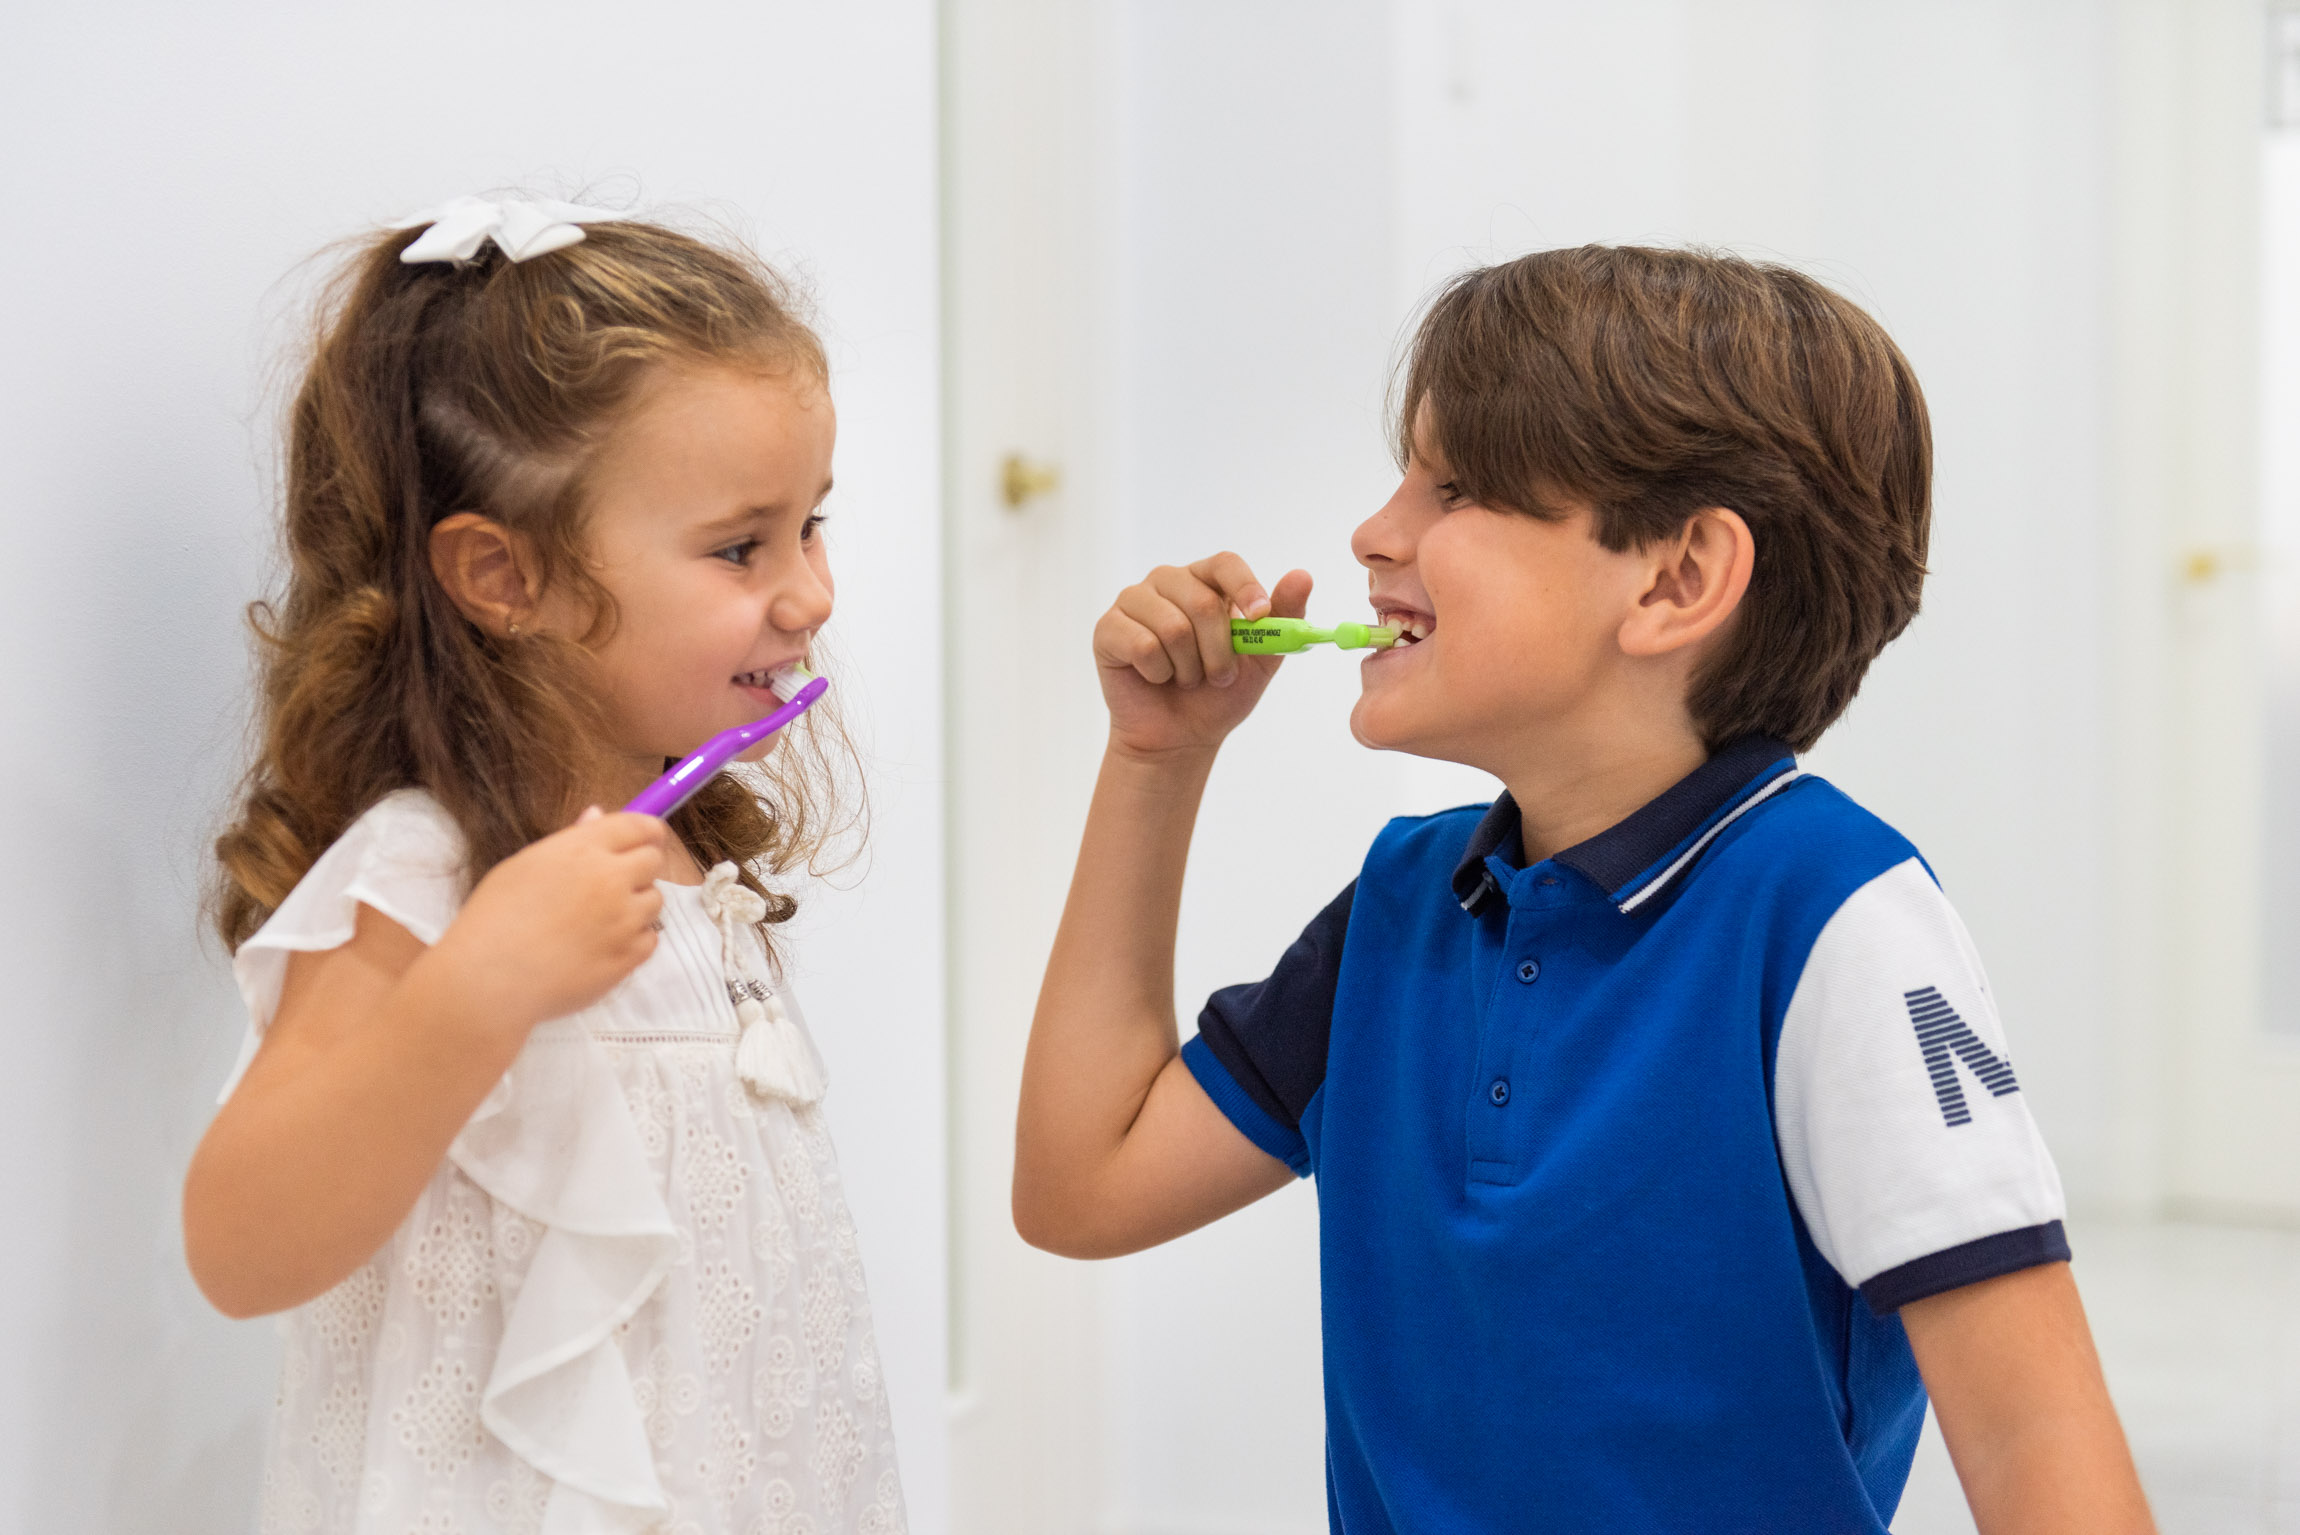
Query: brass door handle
2179,545,2263,584
1001,453,1061,509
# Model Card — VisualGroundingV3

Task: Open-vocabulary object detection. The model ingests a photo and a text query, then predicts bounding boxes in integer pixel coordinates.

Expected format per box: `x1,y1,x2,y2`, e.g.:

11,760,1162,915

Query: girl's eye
712,538,759,566
801,513,828,544
1435,482,1463,507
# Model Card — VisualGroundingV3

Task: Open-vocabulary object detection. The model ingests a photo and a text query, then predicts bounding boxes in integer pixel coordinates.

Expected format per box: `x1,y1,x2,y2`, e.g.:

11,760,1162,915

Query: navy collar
1450,736,1800,917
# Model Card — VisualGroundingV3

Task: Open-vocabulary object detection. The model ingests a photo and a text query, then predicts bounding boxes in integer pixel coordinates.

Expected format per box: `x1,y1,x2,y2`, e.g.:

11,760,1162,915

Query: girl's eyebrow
693,481,834,537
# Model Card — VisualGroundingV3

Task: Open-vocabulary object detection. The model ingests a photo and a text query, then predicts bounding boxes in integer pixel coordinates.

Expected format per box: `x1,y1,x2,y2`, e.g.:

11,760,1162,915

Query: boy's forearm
1014,739,1217,1234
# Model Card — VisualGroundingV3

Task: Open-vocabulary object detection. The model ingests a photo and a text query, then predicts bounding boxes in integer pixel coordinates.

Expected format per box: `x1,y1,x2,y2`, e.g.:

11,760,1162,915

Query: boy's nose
1353,483,1417,569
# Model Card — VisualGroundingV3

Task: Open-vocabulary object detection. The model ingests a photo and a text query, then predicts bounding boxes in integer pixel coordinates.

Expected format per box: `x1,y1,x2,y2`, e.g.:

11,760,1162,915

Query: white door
942,3,1117,1529
2131,0,2300,1222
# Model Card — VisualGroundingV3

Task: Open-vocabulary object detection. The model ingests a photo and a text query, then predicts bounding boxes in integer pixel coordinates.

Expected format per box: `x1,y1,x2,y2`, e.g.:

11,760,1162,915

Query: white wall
0,7,946,1531
1091,3,2125,1531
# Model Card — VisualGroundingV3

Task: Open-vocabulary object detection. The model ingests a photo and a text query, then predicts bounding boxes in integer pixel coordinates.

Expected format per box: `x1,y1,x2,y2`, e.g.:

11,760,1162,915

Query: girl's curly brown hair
211,215,859,954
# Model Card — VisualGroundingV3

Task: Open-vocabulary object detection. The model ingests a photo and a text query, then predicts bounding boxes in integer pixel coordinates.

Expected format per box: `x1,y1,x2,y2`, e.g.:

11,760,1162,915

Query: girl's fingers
615,844,666,890
1149,565,1239,688
596,811,668,849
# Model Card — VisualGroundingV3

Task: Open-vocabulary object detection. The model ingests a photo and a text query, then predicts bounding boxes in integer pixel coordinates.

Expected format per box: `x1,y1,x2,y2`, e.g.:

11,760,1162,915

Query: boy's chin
1349,696,1440,757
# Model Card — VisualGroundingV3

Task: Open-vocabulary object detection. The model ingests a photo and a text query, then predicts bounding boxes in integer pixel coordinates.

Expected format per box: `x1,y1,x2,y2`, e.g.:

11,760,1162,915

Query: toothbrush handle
624,678,827,819
1231,617,1329,654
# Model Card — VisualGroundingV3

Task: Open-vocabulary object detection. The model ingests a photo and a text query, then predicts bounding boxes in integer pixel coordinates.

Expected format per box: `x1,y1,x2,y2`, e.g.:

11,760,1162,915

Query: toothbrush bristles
768,664,820,702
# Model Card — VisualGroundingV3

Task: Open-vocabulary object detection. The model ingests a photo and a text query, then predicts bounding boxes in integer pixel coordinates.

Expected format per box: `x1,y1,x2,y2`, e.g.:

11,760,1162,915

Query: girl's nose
771,558,836,635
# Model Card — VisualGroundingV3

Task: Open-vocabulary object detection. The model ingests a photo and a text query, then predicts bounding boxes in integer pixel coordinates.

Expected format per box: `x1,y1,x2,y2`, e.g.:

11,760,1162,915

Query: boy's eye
802,513,828,543
1435,481,1464,507
712,538,759,566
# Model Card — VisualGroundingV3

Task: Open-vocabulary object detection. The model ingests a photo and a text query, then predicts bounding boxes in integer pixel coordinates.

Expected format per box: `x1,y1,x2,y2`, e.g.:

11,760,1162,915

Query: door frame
2112,0,2300,1221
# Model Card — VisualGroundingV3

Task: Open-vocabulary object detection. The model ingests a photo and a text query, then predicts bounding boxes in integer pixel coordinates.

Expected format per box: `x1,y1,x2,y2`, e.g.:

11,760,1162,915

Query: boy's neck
1491,719,1711,867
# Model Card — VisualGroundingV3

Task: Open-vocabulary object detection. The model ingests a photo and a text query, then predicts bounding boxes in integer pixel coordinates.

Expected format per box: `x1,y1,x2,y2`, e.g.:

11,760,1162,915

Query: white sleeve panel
1773,857,2066,1291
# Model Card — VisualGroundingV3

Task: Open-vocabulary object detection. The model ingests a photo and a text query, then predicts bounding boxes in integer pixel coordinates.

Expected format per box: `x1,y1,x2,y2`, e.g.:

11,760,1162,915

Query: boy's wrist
1103,733,1222,778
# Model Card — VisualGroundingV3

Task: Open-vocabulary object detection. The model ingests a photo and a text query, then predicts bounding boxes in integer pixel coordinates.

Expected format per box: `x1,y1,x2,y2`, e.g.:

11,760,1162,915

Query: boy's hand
1095,553,1314,758
430,807,668,1033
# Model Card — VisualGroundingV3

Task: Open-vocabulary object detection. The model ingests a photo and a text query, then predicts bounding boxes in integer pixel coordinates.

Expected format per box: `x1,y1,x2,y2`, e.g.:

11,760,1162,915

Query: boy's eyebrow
693,479,835,536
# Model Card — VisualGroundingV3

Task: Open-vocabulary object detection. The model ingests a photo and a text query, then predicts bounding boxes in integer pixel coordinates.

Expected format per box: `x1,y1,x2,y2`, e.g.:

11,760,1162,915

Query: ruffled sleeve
219,787,681,1532
219,789,468,1103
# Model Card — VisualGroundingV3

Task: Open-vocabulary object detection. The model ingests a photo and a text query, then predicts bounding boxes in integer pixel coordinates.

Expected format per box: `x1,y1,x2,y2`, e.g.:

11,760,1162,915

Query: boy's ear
1618,506,1755,659
429,513,542,636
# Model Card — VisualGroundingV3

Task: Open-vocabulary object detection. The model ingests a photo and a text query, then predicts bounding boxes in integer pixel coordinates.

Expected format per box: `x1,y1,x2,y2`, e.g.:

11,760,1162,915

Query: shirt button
1489,1078,1512,1106
1516,959,1541,984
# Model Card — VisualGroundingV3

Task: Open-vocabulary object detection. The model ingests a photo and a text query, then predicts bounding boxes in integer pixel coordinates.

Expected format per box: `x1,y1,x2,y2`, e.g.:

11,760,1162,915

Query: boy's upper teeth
1378,612,1432,641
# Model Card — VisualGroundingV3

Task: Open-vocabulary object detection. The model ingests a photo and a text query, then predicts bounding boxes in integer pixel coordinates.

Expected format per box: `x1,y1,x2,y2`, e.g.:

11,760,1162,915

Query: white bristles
768,664,820,702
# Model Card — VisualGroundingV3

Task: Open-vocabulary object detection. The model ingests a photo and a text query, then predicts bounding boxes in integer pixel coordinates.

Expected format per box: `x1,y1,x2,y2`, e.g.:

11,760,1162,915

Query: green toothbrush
1230,616,1404,654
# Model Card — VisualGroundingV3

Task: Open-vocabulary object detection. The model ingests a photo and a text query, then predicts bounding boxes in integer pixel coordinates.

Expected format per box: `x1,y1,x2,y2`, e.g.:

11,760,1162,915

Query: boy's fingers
1270,568,1314,620
1097,609,1177,685
1150,566,1238,687
1117,583,1207,687
1187,551,1270,621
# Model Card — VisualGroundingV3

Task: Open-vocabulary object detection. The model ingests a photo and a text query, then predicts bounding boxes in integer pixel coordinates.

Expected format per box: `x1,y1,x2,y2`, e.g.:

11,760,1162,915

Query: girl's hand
1095,554,1314,758
429,808,668,1033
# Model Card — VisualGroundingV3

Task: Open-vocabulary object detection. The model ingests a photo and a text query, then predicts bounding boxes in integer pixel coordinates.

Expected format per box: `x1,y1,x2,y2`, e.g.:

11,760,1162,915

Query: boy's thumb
577,805,603,824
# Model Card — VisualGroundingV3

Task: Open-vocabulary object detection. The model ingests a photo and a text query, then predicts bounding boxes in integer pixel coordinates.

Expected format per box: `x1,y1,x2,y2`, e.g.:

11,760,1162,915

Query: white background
0,5,946,1531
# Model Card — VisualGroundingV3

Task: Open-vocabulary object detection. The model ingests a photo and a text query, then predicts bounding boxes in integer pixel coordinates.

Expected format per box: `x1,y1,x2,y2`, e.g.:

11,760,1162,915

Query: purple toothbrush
625,666,827,819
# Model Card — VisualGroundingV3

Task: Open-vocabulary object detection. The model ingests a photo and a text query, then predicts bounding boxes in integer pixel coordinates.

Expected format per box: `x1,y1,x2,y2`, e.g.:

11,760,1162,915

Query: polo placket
1464,858,1601,1187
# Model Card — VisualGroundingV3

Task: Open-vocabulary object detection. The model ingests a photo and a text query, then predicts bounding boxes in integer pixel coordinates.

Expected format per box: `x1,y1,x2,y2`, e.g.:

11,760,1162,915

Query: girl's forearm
1014,739,1216,1235
182,948,527,1318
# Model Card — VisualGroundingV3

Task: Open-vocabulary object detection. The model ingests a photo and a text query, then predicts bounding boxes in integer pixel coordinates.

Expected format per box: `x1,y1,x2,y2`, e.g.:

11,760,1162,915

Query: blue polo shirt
1180,736,2068,1534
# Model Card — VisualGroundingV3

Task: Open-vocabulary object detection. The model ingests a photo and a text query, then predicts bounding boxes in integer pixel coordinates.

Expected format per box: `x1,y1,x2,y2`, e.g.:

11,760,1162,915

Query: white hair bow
393,195,624,265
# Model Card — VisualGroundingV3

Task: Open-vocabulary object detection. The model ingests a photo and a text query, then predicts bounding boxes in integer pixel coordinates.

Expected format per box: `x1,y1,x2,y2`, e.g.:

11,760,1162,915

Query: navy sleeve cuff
1183,1035,1311,1178
1859,1220,2072,1314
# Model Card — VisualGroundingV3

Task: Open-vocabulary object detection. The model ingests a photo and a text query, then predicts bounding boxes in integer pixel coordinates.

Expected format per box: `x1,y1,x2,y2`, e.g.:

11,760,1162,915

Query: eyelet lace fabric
225,791,904,1535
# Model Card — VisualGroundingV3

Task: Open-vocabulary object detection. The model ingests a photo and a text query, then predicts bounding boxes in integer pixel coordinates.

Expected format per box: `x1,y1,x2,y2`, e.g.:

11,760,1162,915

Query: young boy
1014,247,2154,1532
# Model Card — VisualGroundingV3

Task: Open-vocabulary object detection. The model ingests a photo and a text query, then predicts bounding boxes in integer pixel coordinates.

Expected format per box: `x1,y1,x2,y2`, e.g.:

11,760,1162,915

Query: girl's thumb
577,805,603,824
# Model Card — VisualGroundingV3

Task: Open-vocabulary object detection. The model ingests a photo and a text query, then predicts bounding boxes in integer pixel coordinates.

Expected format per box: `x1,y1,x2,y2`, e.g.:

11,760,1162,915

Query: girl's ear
1618,506,1755,658
429,513,541,635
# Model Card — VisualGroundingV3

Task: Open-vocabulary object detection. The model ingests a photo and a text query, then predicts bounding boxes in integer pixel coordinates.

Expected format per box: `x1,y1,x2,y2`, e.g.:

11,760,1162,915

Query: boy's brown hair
1395,245,1931,753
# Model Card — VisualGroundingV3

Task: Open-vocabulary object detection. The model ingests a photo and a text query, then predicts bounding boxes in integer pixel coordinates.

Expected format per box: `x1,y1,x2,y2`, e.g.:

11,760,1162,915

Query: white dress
222,790,905,1535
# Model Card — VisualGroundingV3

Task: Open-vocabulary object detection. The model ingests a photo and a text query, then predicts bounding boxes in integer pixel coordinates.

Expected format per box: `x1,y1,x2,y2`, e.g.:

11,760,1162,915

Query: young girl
184,198,905,1535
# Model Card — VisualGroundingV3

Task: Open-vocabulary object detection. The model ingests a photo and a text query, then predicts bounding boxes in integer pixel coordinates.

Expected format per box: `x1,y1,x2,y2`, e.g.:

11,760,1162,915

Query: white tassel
698,862,827,1105
734,991,827,1105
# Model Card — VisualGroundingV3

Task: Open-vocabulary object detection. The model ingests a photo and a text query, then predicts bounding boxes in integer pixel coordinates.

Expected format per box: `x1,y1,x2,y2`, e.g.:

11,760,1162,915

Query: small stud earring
506,620,521,637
